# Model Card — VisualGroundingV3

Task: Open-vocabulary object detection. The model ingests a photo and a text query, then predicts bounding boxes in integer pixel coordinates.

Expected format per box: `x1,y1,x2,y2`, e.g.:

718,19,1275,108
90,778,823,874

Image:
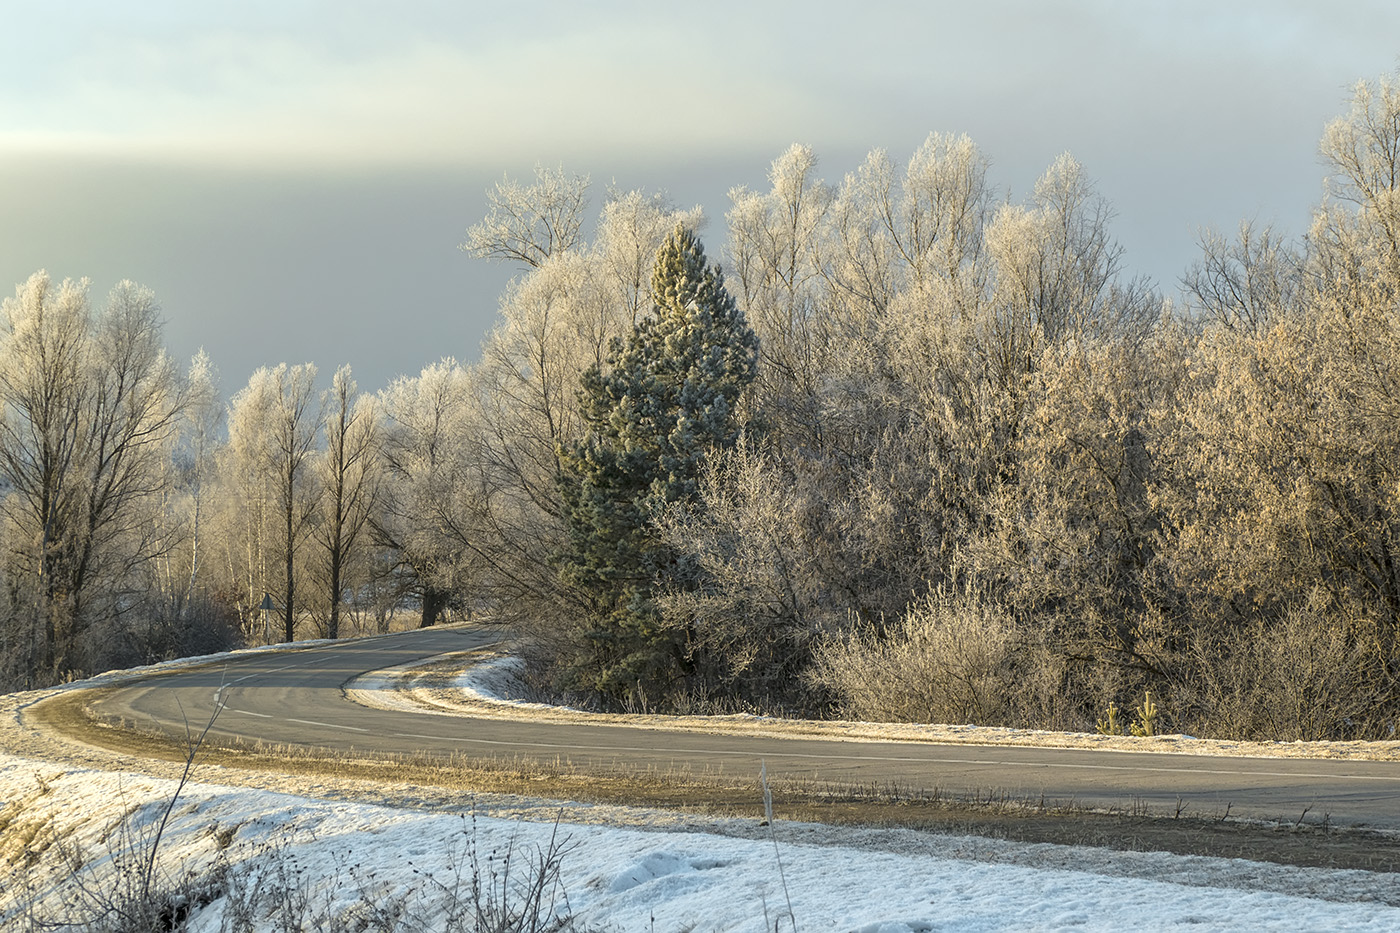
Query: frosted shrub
1189,598,1390,741
815,590,1021,725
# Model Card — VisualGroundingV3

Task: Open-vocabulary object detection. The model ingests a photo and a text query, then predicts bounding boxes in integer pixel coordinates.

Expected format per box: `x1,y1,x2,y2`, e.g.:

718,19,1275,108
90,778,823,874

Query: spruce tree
558,225,758,706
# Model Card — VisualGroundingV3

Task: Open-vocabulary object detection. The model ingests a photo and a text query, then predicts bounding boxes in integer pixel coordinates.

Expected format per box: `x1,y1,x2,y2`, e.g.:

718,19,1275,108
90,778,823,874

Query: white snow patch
2,752,1398,932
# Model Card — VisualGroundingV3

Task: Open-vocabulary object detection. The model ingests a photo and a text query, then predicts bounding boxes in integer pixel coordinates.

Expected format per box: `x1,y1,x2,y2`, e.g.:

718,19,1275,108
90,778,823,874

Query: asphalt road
83,626,1400,829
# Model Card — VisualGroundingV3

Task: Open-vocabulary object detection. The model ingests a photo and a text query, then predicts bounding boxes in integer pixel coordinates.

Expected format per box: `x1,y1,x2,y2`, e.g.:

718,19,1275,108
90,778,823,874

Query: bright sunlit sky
1,1,1397,393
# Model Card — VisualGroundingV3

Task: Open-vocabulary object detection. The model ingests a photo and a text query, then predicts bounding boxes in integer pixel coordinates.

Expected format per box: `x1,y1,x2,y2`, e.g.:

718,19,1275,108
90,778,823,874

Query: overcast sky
1,1,1397,393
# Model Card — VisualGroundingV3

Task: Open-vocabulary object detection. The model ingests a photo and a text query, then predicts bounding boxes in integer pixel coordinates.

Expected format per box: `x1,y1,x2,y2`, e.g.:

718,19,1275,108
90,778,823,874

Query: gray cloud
2,2,1398,392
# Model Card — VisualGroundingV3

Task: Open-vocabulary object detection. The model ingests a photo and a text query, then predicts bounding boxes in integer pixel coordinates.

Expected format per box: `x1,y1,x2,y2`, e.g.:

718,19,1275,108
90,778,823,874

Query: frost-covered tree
1318,70,1400,280
467,187,703,620
462,164,590,269
726,144,832,449
0,274,91,679
0,274,187,682
1184,221,1301,335
439,67,1400,738
376,360,475,627
226,364,322,642
315,366,381,639
178,350,224,608
557,226,758,704
651,139,1170,718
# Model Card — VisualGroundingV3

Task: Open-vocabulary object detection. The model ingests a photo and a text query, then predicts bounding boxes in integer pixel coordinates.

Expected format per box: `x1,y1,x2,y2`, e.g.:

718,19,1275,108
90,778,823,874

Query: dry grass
4,793,593,933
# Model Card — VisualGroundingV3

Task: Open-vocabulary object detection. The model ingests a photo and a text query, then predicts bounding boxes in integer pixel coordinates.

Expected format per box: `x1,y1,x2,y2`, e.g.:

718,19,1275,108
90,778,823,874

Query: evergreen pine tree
558,225,758,706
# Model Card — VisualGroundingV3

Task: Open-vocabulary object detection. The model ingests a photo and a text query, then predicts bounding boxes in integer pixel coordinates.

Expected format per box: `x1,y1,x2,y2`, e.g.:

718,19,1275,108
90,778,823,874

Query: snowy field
3,754,1400,932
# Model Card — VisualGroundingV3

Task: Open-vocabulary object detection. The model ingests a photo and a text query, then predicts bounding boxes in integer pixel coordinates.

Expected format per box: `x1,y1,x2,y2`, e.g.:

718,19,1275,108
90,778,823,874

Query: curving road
72,626,1400,830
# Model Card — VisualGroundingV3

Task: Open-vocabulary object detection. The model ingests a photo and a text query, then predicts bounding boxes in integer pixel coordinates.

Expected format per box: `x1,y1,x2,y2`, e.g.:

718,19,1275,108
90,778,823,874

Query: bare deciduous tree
0,274,187,681
227,364,322,643
315,366,381,639
1184,222,1301,335
462,164,590,269
376,360,474,628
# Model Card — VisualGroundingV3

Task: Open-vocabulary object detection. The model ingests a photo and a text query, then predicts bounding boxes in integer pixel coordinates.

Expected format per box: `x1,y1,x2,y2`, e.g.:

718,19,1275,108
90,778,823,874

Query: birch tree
178,350,223,606
315,365,381,639
0,273,186,681
1318,70,1400,279
462,164,590,269
376,360,474,627
227,364,322,642
0,273,92,677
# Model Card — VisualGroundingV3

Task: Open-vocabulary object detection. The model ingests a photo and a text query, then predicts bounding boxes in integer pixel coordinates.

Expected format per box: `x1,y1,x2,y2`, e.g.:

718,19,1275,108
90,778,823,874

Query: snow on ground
3,753,1400,932
347,651,1400,763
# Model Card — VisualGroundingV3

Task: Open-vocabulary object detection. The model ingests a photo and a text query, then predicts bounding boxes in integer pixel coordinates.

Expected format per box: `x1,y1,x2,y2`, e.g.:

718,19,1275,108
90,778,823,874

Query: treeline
473,71,1400,740
0,273,454,691
4,72,1399,744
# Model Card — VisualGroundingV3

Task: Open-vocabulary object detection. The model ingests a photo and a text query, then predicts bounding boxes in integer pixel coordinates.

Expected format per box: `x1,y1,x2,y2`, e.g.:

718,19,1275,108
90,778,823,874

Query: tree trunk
328,546,343,640
284,478,296,643
420,586,448,628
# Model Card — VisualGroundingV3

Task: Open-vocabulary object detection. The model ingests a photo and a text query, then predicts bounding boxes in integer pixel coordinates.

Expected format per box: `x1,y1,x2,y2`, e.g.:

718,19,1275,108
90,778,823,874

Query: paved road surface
82,626,1400,829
